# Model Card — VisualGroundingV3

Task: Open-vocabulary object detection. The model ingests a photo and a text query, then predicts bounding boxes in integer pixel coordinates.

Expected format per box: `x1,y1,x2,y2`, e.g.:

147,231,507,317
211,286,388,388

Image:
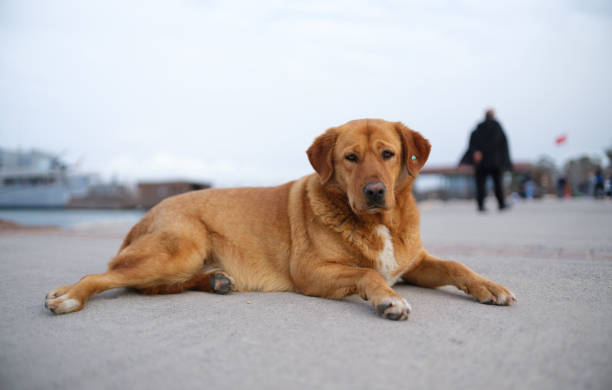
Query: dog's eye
382,150,395,160
345,153,359,163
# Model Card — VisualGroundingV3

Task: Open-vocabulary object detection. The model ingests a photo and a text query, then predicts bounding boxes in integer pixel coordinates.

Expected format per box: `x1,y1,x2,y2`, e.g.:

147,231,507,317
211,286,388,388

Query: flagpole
555,133,568,197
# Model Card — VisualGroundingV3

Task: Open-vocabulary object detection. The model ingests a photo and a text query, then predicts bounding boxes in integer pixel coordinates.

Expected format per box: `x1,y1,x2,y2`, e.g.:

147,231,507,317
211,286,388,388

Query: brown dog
45,119,515,320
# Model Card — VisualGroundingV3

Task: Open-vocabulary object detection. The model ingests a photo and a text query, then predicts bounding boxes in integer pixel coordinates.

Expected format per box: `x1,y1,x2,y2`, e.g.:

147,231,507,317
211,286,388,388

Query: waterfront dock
1,199,611,390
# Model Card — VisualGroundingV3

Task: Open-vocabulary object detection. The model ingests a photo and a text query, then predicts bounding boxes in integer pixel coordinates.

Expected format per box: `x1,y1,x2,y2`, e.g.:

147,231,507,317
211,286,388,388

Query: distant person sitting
460,109,513,212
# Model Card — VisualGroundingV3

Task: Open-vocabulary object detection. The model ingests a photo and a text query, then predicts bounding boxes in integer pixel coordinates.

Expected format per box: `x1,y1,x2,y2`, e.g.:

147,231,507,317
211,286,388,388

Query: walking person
460,109,513,212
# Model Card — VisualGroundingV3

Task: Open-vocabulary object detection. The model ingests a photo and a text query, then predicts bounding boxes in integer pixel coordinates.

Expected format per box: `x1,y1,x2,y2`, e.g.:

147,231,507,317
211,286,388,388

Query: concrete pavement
1,198,611,390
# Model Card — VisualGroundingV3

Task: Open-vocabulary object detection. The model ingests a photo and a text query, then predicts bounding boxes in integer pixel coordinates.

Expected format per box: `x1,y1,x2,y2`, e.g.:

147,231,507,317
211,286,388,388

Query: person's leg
492,167,506,209
475,167,487,211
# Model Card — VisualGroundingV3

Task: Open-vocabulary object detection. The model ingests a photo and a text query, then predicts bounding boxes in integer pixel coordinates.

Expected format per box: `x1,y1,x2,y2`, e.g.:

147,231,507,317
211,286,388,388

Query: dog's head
307,119,430,214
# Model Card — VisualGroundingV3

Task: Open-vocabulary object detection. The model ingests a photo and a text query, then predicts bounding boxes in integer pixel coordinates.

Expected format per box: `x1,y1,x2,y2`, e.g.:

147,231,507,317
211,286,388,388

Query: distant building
137,181,211,209
68,182,137,209
416,162,533,200
563,156,603,196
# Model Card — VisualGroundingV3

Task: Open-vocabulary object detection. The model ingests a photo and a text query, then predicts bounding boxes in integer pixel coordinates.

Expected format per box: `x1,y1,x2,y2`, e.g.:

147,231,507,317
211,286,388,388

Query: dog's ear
307,127,338,185
395,122,431,177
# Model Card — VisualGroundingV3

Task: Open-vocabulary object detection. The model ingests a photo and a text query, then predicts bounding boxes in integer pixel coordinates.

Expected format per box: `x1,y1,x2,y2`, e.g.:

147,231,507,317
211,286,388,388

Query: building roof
421,162,533,176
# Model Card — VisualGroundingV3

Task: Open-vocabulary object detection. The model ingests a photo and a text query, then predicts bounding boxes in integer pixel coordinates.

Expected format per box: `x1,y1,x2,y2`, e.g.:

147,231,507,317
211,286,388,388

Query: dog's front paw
464,279,516,306
375,296,411,321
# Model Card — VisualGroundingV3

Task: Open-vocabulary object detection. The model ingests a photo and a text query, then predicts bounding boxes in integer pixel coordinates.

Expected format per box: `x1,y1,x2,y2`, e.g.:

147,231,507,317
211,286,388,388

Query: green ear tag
411,155,417,161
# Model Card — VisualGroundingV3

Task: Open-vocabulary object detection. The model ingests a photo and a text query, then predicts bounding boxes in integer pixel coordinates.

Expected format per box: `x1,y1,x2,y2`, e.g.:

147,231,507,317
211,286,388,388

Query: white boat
0,148,90,208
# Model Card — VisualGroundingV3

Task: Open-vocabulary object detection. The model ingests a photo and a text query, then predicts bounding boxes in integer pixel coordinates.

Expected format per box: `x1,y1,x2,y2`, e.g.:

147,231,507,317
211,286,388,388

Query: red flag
555,134,567,145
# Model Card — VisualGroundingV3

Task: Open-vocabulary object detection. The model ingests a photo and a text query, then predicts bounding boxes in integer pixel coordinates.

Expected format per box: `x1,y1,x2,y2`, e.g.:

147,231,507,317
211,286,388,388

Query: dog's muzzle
363,181,386,208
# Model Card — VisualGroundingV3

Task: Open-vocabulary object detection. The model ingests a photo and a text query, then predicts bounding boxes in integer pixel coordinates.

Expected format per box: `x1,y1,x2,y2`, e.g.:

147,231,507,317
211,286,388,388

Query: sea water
0,209,146,228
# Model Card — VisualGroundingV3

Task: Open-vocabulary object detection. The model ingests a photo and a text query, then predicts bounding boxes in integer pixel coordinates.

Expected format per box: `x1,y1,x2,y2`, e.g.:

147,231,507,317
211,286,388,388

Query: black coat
460,119,512,170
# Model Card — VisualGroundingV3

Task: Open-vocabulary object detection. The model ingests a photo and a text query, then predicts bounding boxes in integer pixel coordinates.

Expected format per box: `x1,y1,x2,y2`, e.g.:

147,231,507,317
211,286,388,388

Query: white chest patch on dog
375,225,399,285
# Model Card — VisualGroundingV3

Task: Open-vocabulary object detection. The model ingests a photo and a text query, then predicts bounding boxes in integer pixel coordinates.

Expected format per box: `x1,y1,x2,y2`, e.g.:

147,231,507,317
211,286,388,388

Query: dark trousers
475,166,505,210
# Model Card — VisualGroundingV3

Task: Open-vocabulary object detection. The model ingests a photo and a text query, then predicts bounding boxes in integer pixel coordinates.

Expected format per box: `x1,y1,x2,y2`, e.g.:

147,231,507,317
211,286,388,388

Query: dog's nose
363,182,386,204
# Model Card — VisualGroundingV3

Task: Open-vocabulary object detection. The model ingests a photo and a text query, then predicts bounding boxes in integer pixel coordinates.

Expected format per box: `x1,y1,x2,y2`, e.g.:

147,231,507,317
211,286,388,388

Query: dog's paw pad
210,273,235,295
376,297,411,321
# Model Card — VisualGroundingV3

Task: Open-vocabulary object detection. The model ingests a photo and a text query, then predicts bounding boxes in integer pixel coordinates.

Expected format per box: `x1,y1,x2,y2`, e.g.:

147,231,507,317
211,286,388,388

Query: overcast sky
1,0,611,186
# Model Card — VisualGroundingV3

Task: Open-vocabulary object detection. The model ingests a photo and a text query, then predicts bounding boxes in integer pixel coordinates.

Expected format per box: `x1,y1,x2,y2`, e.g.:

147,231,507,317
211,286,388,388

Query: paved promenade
1,199,611,390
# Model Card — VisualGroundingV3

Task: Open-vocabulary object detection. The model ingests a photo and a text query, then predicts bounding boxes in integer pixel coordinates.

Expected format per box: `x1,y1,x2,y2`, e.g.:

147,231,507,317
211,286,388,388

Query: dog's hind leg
45,229,211,314
139,269,235,295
